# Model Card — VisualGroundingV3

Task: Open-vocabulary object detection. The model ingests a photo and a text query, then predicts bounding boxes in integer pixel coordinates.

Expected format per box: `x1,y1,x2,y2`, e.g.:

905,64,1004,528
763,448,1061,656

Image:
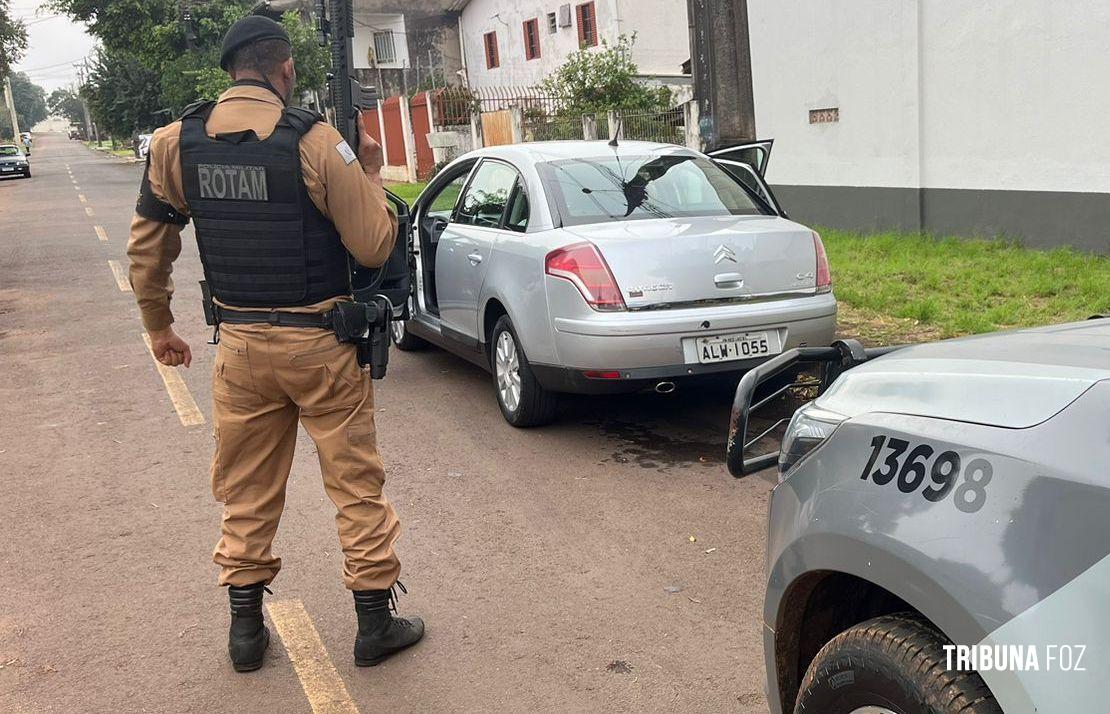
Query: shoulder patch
335,140,358,166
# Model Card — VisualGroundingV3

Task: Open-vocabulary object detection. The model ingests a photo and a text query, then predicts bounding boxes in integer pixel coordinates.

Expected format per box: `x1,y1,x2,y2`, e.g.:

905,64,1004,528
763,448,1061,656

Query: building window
484,31,499,69
547,12,557,34
372,30,396,65
523,18,541,60
576,2,597,47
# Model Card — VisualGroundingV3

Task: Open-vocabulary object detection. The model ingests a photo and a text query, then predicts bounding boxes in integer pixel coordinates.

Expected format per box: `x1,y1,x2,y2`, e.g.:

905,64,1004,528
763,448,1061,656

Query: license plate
1,167,12,172
695,331,781,364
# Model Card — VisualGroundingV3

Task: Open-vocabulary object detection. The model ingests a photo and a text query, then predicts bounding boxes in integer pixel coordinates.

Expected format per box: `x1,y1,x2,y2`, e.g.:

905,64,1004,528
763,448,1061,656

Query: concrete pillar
607,109,621,140
470,112,483,149
687,0,756,149
582,114,597,140
509,106,524,144
398,96,417,182
683,100,702,151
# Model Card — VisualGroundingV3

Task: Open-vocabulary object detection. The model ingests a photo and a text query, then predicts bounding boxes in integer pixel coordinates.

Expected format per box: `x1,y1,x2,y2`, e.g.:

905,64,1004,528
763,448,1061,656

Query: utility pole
3,75,21,141
75,60,97,142
687,0,756,150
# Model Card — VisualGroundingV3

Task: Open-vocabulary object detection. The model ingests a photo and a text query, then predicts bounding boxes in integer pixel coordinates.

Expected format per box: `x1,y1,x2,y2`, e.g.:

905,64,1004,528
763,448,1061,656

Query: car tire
23,171,31,179
490,315,557,427
390,318,427,351
794,613,1001,714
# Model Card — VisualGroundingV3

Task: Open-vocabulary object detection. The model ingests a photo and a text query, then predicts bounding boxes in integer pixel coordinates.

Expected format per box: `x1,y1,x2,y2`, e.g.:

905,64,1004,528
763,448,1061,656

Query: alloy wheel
390,319,406,344
494,330,522,413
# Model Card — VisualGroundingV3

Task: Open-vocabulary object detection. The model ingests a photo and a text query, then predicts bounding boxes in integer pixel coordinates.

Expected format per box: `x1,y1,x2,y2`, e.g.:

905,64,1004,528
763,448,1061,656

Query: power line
15,56,91,73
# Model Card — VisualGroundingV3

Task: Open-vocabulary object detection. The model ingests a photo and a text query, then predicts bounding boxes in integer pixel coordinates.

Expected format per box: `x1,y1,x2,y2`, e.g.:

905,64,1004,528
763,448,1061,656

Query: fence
621,108,685,145
358,85,696,183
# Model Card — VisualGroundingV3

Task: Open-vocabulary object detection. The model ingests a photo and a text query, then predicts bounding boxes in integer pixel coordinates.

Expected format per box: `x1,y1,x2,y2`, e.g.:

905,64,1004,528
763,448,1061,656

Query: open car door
351,189,412,319
707,139,786,217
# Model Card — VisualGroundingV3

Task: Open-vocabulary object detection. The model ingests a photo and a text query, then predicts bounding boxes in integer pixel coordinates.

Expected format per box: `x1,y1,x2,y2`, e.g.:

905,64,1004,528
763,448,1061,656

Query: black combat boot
227,583,270,672
353,585,425,666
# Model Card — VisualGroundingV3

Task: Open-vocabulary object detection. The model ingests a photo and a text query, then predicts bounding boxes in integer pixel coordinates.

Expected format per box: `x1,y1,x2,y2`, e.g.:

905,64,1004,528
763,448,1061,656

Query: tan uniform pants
210,323,401,591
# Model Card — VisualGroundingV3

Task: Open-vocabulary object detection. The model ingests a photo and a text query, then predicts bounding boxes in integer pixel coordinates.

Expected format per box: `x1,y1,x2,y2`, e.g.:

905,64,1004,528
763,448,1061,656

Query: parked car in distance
390,139,837,426
727,317,1110,714
0,144,31,179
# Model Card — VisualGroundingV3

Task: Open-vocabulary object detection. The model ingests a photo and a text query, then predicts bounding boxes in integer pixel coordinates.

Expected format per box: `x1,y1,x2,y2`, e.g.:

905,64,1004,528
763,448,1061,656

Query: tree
47,87,86,125
0,72,48,136
0,0,29,78
539,34,671,116
54,0,328,118
83,48,162,138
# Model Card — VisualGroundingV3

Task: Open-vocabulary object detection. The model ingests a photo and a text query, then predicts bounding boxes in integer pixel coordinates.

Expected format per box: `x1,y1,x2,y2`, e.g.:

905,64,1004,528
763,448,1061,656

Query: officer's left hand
149,327,192,368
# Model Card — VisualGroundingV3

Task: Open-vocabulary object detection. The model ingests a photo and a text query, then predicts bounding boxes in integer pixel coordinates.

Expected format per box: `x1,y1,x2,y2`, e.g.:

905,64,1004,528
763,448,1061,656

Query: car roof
467,140,698,165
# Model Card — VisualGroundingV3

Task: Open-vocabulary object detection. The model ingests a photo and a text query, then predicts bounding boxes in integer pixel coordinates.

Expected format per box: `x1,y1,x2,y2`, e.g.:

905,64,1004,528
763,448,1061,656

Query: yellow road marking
141,333,205,427
266,600,359,714
79,194,87,203
95,226,108,242
107,260,131,292
85,206,94,217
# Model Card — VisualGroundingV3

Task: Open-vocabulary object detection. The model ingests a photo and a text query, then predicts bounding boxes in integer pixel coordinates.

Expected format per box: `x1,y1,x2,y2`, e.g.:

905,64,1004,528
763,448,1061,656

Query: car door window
715,160,779,215
456,161,519,228
426,172,469,220
503,182,529,233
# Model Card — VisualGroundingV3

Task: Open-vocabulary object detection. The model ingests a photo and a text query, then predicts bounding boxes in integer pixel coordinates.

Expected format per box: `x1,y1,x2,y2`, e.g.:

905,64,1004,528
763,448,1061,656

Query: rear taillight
813,231,832,293
545,242,626,311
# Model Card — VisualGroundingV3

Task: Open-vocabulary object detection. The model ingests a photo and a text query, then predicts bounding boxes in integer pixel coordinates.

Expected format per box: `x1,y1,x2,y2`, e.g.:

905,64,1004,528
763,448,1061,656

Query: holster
200,280,217,326
330,301,371,344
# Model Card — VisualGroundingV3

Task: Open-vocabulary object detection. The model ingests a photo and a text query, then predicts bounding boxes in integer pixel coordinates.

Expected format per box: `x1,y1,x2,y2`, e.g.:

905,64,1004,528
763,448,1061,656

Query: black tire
490,315,557,427
795,613,1001,714
22,171,31,179
389,317,428,351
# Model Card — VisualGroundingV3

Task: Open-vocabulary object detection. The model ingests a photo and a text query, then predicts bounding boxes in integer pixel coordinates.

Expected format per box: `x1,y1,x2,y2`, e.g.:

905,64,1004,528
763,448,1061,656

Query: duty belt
213,305,333,329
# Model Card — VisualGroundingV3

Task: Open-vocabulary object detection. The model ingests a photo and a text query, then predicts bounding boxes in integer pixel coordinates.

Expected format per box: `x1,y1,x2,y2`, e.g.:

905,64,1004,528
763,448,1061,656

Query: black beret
219,16,291,71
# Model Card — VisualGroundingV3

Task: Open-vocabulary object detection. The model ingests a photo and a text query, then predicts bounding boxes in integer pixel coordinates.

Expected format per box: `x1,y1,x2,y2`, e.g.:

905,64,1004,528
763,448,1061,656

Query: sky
10,1,98,92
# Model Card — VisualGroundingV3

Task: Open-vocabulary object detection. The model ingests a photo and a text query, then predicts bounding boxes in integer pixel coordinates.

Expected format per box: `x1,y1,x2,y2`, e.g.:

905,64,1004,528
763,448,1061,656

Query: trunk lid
560,215,819,310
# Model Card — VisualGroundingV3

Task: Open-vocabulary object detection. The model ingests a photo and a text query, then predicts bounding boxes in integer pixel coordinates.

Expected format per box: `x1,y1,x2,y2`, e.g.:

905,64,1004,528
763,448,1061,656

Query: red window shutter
484,31,499,68
576,3,597,47
524,19,540,60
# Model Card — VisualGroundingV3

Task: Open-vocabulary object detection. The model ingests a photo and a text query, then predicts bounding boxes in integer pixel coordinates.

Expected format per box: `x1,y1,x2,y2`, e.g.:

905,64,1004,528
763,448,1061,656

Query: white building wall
615,0,690,78
747,0,920,189
353,13,410,70
748,0,1110,195
460,0,688,87
918,1,1110,193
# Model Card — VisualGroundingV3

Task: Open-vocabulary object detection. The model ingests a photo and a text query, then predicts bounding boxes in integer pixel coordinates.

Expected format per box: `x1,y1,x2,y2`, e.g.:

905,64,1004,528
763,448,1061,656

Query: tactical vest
179,102,350,308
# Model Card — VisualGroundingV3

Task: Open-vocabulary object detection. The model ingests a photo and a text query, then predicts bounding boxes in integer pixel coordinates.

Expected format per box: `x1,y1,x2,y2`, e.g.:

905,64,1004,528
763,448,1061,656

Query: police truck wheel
490,316,557,427
390,318,427,351
794,613,1001,714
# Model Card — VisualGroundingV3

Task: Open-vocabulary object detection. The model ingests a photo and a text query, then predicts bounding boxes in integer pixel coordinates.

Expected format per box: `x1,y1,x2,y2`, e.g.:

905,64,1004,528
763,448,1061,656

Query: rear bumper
531,357,767,394
536,295,837,393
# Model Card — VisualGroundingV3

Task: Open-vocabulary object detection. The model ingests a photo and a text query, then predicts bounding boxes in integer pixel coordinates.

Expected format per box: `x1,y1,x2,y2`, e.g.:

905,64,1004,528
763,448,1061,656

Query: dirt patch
835,302,945,347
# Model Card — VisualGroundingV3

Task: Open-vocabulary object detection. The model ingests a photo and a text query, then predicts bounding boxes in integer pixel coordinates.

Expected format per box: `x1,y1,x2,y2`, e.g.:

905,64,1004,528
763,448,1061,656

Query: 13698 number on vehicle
860,435,992,514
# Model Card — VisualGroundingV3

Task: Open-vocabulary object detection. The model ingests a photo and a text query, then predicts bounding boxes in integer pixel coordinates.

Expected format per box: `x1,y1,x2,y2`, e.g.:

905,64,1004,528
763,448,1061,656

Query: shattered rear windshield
538,154,768,227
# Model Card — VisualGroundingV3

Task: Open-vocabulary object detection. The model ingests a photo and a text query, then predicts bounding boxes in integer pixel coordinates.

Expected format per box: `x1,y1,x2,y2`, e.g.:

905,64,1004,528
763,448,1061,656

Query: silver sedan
390,139,837,426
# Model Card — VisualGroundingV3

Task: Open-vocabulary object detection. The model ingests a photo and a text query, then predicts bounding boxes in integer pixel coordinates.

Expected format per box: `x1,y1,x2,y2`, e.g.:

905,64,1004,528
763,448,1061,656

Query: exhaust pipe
655,381,676,394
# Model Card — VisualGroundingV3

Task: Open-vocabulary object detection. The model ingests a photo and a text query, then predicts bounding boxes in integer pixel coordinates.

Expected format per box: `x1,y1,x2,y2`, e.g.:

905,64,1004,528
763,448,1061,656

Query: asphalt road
0,133,781,713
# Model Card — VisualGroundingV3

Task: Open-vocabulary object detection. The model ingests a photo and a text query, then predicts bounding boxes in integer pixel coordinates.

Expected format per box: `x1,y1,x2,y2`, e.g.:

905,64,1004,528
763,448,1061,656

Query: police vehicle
726,317,1110,714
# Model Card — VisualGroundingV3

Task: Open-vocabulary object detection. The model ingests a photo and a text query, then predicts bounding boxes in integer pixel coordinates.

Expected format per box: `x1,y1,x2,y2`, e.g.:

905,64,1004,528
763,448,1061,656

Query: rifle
311,0,413,378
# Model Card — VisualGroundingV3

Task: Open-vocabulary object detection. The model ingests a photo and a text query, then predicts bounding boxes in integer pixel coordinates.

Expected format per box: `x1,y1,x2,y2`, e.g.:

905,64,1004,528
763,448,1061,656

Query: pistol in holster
330,297,393,380
200,280,220,344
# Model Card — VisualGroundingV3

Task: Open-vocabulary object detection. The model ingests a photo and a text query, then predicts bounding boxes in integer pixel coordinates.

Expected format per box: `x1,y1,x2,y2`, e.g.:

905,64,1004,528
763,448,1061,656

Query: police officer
127,16,424,672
